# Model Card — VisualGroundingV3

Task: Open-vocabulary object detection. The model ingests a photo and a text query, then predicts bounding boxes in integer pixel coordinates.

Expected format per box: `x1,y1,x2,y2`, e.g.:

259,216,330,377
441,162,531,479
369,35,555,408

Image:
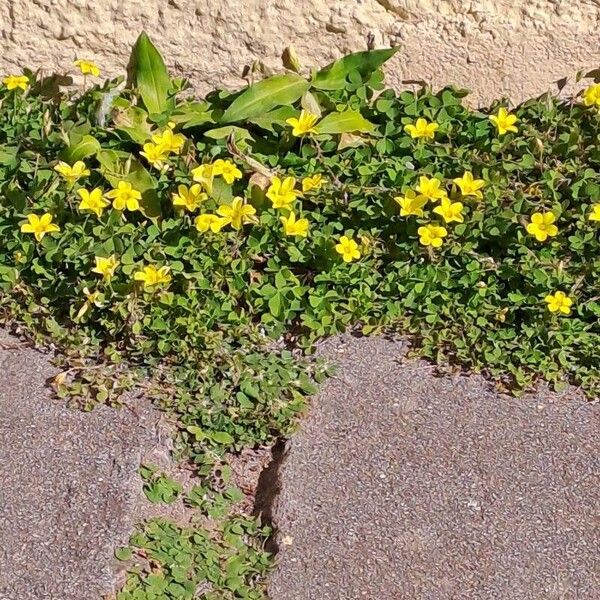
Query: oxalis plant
1,31,600,598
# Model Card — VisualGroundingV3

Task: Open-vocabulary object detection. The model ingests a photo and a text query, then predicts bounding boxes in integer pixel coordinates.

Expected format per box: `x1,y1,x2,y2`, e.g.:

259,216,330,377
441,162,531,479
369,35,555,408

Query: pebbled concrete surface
269,334,600,600
0,0,598,105
0,330,160,600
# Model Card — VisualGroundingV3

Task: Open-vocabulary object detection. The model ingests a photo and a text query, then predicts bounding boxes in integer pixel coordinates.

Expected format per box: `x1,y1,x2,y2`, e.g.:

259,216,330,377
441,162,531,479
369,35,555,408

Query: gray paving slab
269,335,600,600
0,331,159,600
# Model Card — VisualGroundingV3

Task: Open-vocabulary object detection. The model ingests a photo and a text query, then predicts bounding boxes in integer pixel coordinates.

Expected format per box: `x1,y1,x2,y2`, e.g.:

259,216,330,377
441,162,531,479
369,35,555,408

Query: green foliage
140,465,183,504
311,47,399,90
1,33,600,597
221,73,309,123
117,517,271,599
127,32,175,116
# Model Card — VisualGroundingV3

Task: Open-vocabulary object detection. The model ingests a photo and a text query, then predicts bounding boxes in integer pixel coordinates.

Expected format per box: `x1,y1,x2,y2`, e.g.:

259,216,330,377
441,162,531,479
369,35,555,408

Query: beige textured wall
0,0,599,105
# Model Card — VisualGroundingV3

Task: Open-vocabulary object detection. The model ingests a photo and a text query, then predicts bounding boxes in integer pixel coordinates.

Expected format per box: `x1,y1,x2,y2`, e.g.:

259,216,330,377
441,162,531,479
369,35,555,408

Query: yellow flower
489,107,518,136
54,160,90,186
151,128,186,154
77,188,109,218
417,224,447,248
134,265,172,289
83,287,103,306
526,211,558,242
140,142,170,170
334,235,361,263
544,291,573,315
106,181,142,212
195,214,227,233
280,212,309,237
216,197,257,230
302,174,324,193
74,59,100,77
394,190,428,217
92,255,119,281
191,163,221,193
20,213,60,242
583,83,600,107
172,184,207,212
433,197,464,224
286,110,319,136
588,203,600,222
76,286,104,319
404,118,439,140
416,176,447,202
3,74,29,91
453,171,485,200
213,159,242,184
266,176,299,209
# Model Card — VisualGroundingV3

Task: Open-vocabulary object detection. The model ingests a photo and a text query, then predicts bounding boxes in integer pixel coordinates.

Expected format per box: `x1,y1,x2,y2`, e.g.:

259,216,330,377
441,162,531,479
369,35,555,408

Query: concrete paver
0,331,158,600
269,335,600,600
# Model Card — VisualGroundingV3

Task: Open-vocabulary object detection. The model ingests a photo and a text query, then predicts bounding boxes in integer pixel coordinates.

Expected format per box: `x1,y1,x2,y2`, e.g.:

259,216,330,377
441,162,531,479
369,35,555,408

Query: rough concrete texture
0,1,599,104
270,335,600,600
0,331,161,600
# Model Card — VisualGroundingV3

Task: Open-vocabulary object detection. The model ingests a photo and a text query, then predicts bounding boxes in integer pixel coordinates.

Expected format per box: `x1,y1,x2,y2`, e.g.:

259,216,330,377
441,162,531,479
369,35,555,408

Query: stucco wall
0,0,598,105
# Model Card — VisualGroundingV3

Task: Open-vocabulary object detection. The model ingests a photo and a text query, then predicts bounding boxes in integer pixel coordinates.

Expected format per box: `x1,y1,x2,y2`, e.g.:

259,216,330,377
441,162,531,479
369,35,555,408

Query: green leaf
170,101,215,129
315,110,375,135
210,431,234,445
114,547,133,561
248,106,297,131
204,126,253,151
311,47,399,90
113,105,153,144
221,73,309,123
127,31,174,116
60,134,101,163
0,145,17,166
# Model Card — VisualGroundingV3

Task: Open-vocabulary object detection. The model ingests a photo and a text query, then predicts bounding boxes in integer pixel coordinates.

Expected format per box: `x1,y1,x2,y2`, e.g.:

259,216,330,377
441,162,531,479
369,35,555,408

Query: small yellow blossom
172,184,207,212
216,197,257,230
280,212,309,237
526,211,558,242
544,291,573,315
583,83,600,107
588,203,600,222
92,255,119,281
191,163,221,193
77,188,109,218
76,286,104,319
3,74,29,91
266,176,300,209
302,174,324,193
286,110,319,136
140,142,170,170
134,265,172,289
404,118,439,140
489,107,518,136
194,214,227,233
213,159,242,184
334,235,361,263
106,181,142,212
417,224,447,248
54,160,90,186
416,176,447,202
394,190,428,217
453,171,485,200
74,59,100,77
151,128,186,154
433,197,464,224
20,213,60,242
83,287,103,306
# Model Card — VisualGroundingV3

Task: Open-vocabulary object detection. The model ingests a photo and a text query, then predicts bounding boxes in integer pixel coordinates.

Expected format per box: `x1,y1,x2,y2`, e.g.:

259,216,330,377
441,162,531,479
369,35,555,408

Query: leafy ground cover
1,32,600,598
